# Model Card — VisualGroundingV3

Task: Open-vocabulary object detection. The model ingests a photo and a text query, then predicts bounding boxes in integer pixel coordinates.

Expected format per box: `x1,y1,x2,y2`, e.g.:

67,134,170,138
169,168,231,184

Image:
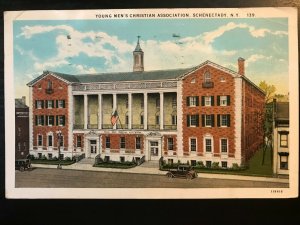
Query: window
47,116,55,126
48,153,53,159
217,114,230,127
217,95,230,106
23,142,26,151
156,115,160,125
47,80,52,89
36,100,44,109
38,135,43,146
190,138,197,151
171,115,177,125
191,78,196,83
38,153,42,159
135,137,141,149
221,161,228,168
204,71,211,83
125,115,129,125
59,136,64,147
220,138,228,153
104,156,110,162
48,135,53,147
167,138,174,150
206,161,212,168
280,133,288,147
120,156,125,163
47,100,54,108
120,137,126,149
18,142,21,151
140,115,144,125
201,114,214,127
77,136,82,147
168,159,173,164
36,115,44,126
105,137,110,149
57,115,65,126
201,96,214,106
187,96,199,107
57,100,65,108
280,156,288,169
205,138,212,153
187,114,199,127
172,97,177,108
59,154,64,160
17,127,21,136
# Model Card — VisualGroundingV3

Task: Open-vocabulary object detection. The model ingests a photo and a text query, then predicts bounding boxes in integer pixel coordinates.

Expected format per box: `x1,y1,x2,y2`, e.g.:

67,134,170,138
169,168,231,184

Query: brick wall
15,107,29,159
32,74,69,152
102,134,144,153
181,64,236,158
163,135,177,155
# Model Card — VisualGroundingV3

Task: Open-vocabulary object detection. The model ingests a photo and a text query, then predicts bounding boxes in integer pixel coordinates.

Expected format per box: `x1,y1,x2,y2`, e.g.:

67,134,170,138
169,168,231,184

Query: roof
275,102,289,120
15,99,28,108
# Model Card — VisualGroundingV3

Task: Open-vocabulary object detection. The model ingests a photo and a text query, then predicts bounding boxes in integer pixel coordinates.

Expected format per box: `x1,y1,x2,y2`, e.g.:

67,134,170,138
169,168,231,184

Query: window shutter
217,96,220,106
41,101,44,108
201,115,205,127
56,116,58,126
45,100,48,108
217,114,220,127
211,96,214,106
62,116,65,126
56,100,58,108
63,100,65,108
187,115,190,127
227,114,230,127
52,100,55,108
196,114,199,127
201,96,205,106
35,100,38,109
227,95,230,106
35,115,38,125
186,97,190,106
41,115,44,125
46,116,48,126
196,96,199,106
211,114,215,127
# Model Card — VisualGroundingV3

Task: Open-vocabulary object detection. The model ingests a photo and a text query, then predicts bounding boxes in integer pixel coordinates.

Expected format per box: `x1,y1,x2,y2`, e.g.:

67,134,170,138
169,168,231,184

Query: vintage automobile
166,165,198,179
15,159,32,172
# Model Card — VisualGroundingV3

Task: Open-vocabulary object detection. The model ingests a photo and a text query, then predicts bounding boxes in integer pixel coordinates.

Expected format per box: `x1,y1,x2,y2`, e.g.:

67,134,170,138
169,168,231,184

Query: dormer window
202,71,214,88
204,71,211,83
46,80,53,94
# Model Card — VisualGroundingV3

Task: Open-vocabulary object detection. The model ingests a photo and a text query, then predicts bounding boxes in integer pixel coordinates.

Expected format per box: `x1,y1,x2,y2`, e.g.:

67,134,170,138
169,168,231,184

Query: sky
13,18,289,103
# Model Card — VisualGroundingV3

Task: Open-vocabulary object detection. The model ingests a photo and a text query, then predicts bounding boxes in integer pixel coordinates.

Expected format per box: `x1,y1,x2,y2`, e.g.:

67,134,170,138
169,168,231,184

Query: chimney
238,57,245,76
22,96,26,105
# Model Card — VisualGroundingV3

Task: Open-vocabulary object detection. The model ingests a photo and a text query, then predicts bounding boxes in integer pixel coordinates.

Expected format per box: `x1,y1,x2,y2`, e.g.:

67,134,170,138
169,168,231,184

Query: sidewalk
32,162,289,184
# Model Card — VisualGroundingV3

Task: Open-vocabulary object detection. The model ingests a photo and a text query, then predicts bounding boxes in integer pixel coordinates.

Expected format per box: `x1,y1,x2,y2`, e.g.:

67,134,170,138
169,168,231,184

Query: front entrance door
149,141,160,160
90,140,97,157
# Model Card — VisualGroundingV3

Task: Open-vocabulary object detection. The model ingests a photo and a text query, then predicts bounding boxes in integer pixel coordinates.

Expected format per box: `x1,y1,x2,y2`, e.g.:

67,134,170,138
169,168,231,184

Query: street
15,168,289,188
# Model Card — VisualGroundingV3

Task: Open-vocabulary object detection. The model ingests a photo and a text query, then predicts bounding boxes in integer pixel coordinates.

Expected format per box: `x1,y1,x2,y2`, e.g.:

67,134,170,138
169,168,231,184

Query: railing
163,125,177,130
202,81,214,88
102,124,113,129
73,153,85,162
87,124,98,129
148,124,160,130
116,124,128,129
94,154,101,165
74,124,84,129
45,88,54,94
132,124,144,129
137,155,145,166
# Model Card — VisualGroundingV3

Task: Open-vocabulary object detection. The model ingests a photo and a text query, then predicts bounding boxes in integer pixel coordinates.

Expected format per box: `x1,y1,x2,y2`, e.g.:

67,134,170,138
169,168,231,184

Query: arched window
204,71,211,83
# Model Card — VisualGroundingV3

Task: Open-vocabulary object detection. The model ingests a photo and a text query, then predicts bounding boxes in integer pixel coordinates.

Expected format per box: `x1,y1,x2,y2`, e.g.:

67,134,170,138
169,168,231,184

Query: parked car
166,165,198,179
15,159,32,172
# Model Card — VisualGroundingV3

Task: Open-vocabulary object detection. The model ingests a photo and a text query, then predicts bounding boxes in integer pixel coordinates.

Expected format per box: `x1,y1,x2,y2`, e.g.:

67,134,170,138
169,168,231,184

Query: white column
177,81,183,157
144,93,148,130
128,93,132,129
113,93,117,129
98,94,102,129
160,92,164,130
84,94,88,129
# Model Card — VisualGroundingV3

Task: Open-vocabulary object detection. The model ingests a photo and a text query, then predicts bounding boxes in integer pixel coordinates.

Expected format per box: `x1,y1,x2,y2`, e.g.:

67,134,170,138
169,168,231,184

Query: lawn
31,159,75,165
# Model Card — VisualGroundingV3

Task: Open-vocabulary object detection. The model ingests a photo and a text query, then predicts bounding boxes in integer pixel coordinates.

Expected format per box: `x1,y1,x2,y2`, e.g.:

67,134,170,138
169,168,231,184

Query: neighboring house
26,38,265,168
273,99,289,175
15,96,29,159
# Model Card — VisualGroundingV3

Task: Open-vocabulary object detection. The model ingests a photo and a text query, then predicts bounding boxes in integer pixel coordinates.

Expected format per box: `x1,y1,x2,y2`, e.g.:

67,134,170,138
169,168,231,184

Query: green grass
31,159,75,165
93,162,137,169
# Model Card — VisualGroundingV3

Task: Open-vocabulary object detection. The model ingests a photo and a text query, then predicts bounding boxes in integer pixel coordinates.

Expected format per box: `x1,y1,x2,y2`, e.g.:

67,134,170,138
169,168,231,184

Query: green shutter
35,100,38,109
211,96,214,106
211,114,215,127
196,114,199,127
186,97,190,106
45,116,48,126
41,101,44,109
63,100,65,108
217,114,220,127
196,96,199,106
217,96,220,106
187,115,190,127
41,115,44,125
45,100,48,108
35,115,38,125
227,95,230,106
56,116,58,126
62,116,65,126
56,100,58,108
201,96,205,106
201,115,205,127
227,114,230,127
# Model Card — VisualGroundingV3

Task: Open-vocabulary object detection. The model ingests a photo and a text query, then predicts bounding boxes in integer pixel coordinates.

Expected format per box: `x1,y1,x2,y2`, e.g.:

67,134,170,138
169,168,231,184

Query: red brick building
27,40,265,167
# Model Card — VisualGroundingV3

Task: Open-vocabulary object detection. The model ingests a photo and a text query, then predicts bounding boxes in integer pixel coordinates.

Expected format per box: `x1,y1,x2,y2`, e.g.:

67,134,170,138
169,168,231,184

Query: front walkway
31,161,289,184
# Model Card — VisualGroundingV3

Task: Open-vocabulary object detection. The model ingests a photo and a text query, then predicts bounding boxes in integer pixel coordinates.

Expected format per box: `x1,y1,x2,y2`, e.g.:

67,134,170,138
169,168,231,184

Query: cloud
245,54,272,66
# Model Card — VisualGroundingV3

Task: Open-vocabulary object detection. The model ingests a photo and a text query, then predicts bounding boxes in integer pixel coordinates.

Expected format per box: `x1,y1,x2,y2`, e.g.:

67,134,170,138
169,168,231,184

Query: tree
259,80,276,103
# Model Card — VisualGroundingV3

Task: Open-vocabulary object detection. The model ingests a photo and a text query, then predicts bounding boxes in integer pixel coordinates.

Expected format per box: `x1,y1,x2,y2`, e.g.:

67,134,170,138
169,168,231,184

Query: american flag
111,110,118,126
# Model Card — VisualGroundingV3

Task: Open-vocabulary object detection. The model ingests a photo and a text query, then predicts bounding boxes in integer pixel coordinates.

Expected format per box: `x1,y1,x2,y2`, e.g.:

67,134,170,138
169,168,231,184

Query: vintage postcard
4,8,298,198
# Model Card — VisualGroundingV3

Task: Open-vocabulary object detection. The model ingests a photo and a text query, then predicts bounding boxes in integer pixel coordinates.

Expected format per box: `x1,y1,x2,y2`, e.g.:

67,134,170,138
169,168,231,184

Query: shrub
197,161,205,168
232,163,239,170
64,157,71,161
41,155,47,160
28,154,35,160
53,156,58,161
212,162,220,169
